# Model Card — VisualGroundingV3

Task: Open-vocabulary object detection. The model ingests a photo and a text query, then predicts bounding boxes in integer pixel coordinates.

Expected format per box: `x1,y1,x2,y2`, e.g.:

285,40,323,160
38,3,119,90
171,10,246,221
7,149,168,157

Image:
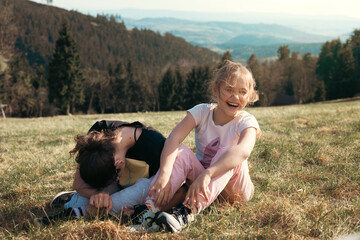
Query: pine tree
217,51,233,69
316,39,355,100
172,66,186,110
247,54,264,106
335,45,356,98
48,19,84,115
108,62,126,113
185,65,212,108
124,60,141,112
7,57,37,117
277,45,293,100
348,29,360,95
277,46,290,61
158,67,176,111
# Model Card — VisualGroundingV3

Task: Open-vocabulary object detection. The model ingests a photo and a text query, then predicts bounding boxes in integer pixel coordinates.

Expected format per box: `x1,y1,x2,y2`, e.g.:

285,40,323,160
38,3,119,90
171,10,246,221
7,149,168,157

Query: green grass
0,100,360,239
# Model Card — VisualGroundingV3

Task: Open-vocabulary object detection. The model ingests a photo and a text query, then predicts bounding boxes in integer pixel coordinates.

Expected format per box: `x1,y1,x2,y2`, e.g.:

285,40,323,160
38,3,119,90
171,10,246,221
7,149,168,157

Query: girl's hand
89,192,113,214
148,175,172,207
185,171,211,210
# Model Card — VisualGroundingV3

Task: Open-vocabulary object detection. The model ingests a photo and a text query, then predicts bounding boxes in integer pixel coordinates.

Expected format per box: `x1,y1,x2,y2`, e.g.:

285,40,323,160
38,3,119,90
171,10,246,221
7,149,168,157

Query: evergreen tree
124,60,141,112
316,39,355,100
335,45,356,98
247,54,264,106
313,80,326,102
277,46,290,61
109,62,126,112
185,65,212,108
172,66,186,110
158,67,176,111
48,19,84,115
277,45,293,99
6,56,37,117
218,51,233,69
347,29,360,94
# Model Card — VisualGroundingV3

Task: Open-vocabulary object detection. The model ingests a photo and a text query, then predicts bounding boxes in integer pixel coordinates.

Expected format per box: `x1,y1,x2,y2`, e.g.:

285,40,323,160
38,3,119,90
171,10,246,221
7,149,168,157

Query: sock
72,206,87,218
144,199,160,213
184,202,198,216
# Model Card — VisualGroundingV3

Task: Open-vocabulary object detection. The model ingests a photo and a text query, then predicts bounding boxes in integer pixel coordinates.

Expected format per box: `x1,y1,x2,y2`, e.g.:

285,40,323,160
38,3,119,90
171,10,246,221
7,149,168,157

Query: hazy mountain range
89,8,359,36
86,8,360,61
122,17,331,45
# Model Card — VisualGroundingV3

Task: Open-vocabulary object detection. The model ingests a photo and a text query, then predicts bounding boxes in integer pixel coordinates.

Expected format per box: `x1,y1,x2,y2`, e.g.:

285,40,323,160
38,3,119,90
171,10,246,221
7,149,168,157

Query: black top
88,120,165,177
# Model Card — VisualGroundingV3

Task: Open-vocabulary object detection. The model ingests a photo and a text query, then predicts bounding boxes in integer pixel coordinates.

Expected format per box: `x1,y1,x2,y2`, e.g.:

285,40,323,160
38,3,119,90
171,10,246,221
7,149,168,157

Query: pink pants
147,145,254,211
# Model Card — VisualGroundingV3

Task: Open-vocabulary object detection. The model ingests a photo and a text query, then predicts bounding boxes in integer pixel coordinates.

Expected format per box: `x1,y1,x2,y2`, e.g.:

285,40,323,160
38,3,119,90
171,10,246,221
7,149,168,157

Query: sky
31,0,360,19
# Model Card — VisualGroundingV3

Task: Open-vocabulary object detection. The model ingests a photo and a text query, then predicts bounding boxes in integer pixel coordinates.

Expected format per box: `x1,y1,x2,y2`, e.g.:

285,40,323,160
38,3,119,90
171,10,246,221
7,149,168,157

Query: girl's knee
209,147,232,165
177,145,194,155
242,189,254,202
176,145,198,164
227,190,253,203
222,181,254,203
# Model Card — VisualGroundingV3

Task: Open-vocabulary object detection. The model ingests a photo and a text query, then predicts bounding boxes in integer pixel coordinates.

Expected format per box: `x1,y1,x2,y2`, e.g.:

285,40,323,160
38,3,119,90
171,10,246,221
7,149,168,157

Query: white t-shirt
188,103,261,168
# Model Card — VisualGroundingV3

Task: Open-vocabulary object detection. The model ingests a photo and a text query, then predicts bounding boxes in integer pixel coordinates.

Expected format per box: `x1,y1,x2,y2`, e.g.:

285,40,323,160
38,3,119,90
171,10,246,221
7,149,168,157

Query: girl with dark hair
35,120,185,225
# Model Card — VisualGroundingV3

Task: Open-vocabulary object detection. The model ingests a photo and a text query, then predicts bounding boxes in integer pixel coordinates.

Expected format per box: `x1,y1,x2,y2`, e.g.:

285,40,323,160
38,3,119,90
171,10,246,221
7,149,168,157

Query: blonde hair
212,60,259,105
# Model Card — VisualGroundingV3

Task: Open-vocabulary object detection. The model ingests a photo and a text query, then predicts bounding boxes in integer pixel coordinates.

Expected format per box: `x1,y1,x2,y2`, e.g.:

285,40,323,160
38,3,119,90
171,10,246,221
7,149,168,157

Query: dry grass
1,100,360,239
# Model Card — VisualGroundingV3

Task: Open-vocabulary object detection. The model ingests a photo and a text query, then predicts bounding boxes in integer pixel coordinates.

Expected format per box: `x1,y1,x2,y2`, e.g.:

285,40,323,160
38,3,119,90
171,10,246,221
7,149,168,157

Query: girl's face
214,77,249,121
113,150,126,179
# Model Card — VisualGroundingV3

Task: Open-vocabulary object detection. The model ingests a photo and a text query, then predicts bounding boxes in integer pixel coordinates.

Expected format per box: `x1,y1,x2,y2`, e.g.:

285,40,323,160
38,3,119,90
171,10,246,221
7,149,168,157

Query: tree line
0,0,359,117
0,0,219,116
159,30,360,110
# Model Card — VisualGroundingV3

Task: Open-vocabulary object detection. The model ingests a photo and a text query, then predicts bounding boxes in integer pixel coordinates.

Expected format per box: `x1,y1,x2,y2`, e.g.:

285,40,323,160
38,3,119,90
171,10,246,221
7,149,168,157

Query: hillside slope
4,0,220,72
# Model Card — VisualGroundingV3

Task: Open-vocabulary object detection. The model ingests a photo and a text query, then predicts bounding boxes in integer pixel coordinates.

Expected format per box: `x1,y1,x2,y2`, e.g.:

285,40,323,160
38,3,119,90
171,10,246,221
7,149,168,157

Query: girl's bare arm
148,113,196,206
185,127,257,208
73,166,100,198
204,127,257,179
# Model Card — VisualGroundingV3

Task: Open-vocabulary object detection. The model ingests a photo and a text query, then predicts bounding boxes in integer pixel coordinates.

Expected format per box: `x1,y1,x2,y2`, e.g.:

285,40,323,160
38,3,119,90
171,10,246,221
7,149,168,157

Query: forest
0,0,359,117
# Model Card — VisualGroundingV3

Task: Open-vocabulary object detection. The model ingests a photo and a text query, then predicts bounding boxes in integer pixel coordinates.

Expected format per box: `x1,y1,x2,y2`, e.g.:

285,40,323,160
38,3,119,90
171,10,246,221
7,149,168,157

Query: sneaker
34,208,80,226
155,204,193,233
128,205,159,232
50,191,76,208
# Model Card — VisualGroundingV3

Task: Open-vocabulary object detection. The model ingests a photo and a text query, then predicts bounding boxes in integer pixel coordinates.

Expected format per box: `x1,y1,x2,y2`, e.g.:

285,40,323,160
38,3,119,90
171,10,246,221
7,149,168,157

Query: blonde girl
135,60,262,233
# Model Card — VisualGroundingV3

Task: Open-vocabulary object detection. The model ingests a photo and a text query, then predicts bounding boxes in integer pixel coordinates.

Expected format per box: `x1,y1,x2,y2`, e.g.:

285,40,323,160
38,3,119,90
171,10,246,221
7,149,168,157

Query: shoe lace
170,205,191,224
131,205,148,224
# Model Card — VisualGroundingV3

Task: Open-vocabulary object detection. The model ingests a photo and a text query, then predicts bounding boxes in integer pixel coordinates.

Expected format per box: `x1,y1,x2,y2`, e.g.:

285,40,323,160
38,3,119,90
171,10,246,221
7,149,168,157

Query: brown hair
70,130,117,189
212,60,259,105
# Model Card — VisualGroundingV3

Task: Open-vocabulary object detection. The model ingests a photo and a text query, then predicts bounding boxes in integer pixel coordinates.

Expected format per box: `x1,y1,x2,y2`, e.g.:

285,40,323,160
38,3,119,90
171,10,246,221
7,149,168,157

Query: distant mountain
224,33,295,46
93,8,359,37
122,17,331,46
117,16,331,61
213,42,324,61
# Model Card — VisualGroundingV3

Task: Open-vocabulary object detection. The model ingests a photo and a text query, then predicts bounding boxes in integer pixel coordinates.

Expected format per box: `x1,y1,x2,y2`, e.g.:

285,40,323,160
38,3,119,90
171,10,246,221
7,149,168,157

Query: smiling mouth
227,102,239,107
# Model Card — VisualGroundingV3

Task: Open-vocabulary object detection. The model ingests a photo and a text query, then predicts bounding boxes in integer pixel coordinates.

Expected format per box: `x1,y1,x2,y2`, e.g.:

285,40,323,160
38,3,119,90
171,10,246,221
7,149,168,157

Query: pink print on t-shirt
201,137,220,169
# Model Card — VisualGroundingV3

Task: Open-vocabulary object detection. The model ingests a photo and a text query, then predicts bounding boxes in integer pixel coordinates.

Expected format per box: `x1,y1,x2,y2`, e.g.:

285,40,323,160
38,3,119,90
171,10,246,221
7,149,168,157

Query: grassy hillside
0,100,360,239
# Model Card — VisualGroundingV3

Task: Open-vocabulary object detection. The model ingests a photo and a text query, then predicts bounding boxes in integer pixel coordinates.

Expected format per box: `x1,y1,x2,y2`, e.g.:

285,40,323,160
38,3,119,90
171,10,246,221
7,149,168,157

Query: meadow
0,99,359,239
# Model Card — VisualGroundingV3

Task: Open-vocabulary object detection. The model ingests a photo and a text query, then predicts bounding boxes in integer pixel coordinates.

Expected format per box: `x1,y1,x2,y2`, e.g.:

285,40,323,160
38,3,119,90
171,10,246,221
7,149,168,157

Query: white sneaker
129,208,160,232
50,191,76,208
